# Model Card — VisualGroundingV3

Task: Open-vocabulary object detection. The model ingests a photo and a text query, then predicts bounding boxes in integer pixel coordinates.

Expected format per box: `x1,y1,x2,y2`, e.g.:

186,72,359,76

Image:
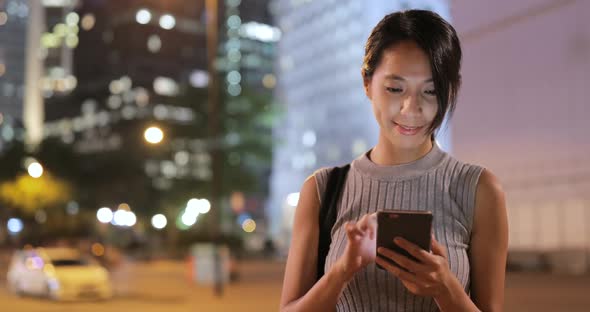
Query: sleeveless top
314,144,484,312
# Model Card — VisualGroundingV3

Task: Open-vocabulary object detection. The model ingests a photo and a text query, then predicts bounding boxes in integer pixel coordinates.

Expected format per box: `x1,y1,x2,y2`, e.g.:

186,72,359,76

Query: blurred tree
0,140,26,181
0,173,72,215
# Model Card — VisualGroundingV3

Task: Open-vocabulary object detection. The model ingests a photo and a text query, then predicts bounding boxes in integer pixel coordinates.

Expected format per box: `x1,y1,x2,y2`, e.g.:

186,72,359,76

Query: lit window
189,70,209,88
159,14,175,30
136,9,151,25
153,77,179,96
227,84,241,96
107,95,122,109
227,15,241,29
65,12,79,26
81,13,95,30
262,74,276,89
302,130,316,147
228,49,241,63
175,151,190,166
226,70,241,85
147,34,161,53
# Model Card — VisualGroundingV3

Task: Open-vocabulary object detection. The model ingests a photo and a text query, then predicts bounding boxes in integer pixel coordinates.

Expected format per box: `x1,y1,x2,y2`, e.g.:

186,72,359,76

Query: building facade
450,0,590,269
0,0,30,146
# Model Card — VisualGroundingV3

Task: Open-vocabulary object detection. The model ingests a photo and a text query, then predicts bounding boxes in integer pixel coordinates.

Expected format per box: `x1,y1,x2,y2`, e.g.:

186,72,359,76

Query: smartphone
376,210,433,270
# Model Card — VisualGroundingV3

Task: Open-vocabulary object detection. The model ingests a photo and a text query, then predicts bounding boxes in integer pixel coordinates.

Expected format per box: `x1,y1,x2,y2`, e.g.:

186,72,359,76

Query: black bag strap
316,164,351,281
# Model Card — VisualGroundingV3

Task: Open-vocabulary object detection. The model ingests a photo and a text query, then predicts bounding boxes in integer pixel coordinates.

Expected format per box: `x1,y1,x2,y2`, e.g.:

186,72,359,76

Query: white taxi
6,247,113,300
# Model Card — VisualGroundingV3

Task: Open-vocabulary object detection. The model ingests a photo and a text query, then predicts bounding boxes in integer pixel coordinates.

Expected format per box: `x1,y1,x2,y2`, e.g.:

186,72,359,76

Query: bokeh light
7,218,23,234
159,14,175,30
91,243,105,257
27,162,44,178
81,13,95,30
96,207,113,223
144,126,164,144
286,192,300,207
242,219,256,233
151,214,167,229
135,9,151,24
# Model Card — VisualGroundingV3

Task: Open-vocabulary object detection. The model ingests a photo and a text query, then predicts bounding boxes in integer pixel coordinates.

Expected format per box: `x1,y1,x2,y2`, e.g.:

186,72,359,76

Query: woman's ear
363,74,373,100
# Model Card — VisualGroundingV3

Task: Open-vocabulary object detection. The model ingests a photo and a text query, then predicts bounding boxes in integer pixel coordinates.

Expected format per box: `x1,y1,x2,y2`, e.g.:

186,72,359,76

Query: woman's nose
400,94,422,116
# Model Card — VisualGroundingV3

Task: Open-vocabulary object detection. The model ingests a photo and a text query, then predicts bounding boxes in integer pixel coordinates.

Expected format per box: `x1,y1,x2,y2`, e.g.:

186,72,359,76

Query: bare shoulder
473,168,507,234
287,174,321,234
476,169,505,201
301,173,321,211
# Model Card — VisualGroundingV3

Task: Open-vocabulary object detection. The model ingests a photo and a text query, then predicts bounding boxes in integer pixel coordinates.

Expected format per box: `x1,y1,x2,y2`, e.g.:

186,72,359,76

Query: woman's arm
467,169,509,311
279,175,350,312
280,175,377,311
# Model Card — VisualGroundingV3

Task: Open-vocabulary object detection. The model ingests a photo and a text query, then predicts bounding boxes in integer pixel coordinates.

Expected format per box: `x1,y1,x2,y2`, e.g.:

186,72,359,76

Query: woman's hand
334,213,377,281
375,235,456,299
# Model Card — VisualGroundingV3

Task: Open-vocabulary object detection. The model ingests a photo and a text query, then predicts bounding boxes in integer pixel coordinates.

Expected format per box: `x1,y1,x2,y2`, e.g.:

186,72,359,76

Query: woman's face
364,41,438,150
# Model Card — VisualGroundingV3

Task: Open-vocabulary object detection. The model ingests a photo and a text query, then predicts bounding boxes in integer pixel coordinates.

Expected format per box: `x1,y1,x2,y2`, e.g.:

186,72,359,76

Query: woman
280,10,508,312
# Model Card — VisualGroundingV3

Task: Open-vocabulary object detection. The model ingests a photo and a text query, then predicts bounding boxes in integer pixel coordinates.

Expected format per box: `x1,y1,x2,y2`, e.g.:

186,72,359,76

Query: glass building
0,0,79,148
0,0,29,146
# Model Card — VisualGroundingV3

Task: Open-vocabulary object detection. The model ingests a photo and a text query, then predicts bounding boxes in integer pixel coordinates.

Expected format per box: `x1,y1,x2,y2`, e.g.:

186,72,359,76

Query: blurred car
6,247,113,301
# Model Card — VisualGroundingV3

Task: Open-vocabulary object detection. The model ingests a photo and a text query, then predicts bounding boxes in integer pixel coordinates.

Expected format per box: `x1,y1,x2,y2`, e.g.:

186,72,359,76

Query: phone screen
376,210,433,270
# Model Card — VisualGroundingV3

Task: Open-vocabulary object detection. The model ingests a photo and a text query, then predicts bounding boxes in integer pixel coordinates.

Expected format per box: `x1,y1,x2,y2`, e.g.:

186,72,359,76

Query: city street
0,259,284,312
1,258,589,311
1,1,588,311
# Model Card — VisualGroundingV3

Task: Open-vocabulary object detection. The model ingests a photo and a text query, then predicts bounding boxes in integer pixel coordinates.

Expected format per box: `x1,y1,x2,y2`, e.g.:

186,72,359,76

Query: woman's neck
369,134,433,166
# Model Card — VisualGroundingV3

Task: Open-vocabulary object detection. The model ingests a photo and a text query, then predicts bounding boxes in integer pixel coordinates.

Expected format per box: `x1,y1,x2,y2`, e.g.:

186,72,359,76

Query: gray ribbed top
314,144,484,312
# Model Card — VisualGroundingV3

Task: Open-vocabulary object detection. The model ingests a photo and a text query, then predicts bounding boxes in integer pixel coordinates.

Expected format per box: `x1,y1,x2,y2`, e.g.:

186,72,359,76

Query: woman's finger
353,214,375,239
375,256,423,285
393,237,437,266
345,222,365,239
377,247,427,273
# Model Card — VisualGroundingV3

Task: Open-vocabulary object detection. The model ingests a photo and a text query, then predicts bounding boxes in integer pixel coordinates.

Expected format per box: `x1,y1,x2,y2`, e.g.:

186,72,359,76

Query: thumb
368,213,377,240
430,234,447,258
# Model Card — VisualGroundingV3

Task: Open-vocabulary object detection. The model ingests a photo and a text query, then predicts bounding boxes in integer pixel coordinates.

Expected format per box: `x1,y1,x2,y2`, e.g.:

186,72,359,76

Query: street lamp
27,161,43,178
144,126,164,144
113,210,136,227
97,207,114,224
135,9,151,25
7,218,24,235
187,198,211,214
151,214,167,230
159,14,176,30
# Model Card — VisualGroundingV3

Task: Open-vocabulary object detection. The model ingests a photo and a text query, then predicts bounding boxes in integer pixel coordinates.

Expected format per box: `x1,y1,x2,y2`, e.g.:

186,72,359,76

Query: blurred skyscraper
0,0,28,121
39,1,279,237
0,0,78,149
267,0,451,248
0,0,30,148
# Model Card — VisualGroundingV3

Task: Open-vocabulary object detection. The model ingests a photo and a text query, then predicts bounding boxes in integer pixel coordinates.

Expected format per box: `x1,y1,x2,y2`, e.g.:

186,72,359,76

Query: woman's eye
386,87,403,93
424,89,436,96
